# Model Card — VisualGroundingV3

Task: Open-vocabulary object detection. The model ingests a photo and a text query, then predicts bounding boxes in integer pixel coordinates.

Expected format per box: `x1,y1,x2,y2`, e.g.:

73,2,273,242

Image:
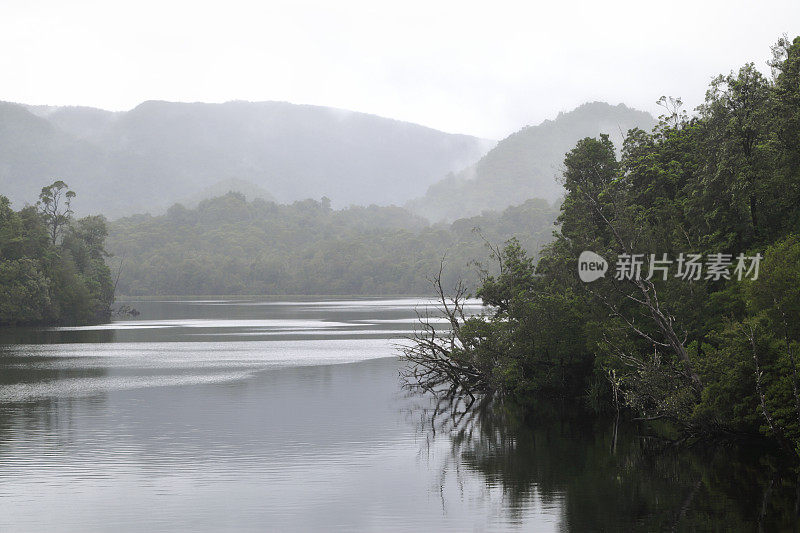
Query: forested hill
107,193,559,296
406,102,655,221
0,100,492,216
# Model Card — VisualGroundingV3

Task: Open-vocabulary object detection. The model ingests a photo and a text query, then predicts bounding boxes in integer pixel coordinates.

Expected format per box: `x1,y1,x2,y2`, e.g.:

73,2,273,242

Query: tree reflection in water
405,392,800,531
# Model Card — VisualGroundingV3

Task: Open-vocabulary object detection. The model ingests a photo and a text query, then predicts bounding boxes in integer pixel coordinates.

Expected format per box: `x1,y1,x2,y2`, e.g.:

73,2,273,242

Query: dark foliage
0,182,113,326
404,36,800,454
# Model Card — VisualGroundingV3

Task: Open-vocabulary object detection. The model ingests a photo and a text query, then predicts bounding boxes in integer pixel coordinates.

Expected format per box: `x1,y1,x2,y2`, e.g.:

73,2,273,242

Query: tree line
106,195,559,296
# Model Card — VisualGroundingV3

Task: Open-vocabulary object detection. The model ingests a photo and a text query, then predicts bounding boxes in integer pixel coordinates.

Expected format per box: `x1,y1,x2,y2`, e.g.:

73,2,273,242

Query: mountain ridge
0,100,493,216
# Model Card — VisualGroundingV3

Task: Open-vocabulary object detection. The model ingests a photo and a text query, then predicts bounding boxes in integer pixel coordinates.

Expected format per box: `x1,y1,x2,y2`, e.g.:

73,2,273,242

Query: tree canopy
106,194,559,296
0,182,113,325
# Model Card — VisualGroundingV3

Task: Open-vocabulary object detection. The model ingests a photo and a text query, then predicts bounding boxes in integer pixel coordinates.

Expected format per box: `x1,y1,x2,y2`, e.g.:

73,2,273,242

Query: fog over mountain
0,100,492,216
406,102,656,221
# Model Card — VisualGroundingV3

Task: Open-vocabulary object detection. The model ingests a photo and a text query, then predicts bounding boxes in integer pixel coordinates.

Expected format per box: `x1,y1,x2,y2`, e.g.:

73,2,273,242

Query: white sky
1,0,797,139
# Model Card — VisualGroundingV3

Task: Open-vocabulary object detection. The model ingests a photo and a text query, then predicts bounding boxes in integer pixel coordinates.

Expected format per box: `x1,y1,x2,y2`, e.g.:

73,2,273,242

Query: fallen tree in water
400,261,491,403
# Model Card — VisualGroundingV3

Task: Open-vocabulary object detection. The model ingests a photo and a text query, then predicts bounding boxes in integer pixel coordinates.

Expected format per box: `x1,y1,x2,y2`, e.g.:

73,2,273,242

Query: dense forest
404,36,800,454
107,195,558,296
0,181,114,325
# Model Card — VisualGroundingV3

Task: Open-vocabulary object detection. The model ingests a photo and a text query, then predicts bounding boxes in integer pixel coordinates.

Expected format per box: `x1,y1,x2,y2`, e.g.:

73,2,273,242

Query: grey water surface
0,298,795,531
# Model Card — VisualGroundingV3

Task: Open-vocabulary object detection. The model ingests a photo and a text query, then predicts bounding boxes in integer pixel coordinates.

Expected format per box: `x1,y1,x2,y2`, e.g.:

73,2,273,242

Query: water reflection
407,393,800,531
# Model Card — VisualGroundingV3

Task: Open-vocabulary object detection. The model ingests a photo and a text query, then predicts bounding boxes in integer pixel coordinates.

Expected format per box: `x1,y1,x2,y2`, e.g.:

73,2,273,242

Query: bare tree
656,95,687,129
399,259,490,403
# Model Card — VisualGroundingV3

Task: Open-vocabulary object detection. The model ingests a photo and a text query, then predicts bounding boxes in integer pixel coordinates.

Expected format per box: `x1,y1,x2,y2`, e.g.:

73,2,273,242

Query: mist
2,3,800,531
1,0,796,138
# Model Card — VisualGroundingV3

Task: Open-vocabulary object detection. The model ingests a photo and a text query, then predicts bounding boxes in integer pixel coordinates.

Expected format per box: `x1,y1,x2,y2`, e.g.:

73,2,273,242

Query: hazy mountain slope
45,106,120,141
406,102,656,221
0,100,492,216
0,102,108,209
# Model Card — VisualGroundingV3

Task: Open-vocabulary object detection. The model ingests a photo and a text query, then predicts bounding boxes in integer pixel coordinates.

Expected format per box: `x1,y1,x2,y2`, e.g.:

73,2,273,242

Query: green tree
0,185,114,326
37,180,75,245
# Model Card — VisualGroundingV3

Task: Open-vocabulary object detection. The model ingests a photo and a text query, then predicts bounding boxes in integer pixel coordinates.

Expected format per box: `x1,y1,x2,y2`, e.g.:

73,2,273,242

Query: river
0,297,795,531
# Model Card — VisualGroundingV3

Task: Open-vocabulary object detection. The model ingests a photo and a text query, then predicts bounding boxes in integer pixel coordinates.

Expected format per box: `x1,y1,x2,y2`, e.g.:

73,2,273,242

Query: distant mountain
406,102,656,222
0,102,105,211
0,100,492,216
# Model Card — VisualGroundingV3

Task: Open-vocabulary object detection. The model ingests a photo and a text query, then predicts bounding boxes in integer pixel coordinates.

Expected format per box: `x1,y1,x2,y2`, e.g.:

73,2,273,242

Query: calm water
0,297,797,531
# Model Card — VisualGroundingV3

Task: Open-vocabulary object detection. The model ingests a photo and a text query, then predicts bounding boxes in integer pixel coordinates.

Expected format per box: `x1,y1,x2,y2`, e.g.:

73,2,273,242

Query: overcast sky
2,0,797,139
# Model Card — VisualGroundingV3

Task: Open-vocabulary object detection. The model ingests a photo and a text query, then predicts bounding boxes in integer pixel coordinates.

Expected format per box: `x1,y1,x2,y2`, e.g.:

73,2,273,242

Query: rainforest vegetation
403,36,800,454
0,181,114,325
106,195,558,296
